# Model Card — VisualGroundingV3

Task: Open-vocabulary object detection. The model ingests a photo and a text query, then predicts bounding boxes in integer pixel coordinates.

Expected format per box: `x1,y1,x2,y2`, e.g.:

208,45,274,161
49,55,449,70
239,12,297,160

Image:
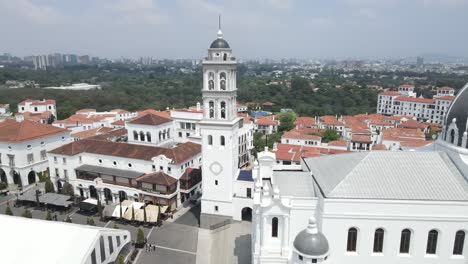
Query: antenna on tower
219,14,221,30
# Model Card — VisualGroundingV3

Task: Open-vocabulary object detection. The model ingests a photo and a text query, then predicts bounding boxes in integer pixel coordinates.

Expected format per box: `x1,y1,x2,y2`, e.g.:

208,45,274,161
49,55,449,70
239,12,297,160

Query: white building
0,214,131,264
48,139,202,210
252,150,468,264
199,27,254,228
171,105,203,144
18,98,57,117
43,83,102,90
126,113,174,147
252,82,468,264
0,119,70,187
377,86,455,124
0,104,10,115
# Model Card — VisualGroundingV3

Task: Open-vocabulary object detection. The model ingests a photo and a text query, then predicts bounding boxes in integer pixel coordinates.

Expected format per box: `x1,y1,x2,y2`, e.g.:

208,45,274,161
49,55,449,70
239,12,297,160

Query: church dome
444,82,468,147
293,217,330,257
210,38,230,49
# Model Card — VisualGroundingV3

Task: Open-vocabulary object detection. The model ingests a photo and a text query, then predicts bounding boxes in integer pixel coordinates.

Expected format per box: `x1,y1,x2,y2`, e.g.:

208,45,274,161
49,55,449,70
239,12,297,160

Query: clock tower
200,24,243,227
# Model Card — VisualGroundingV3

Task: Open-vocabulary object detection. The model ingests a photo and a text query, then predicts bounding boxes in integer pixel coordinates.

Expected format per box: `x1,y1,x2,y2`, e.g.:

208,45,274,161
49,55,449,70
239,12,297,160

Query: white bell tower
200,19,243,228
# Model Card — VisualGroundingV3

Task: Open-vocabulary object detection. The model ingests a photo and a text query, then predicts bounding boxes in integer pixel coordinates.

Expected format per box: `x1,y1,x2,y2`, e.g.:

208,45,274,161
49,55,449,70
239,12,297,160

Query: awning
75,164,145,179
123,207,136,221
112,205,128,218
121,200,134,207
18,192,73,208
103,204,117,218
145,205,159,223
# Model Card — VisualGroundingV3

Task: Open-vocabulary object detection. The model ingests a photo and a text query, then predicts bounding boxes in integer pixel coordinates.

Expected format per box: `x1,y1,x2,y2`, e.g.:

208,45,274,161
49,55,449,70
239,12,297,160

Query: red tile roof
294,117,316,127
320,116,344,126
436,96,455,101
399,84,414,88
138,109,171,119
437,86,454,91
17,111,53,122
328,140,348,147
0,119,68,142
111,120,125,126
282,130,321,141
180,168,202,181
395,96,434,104
255,116,278,126
399,119,429,129
379,91,400,96
71,127,115,139
128,113,172,126
76,109,96,114
49,139,201,164
18,99,56,106
137,171,177,186
111,109,129,114
351,134,372,142
262,102,274,106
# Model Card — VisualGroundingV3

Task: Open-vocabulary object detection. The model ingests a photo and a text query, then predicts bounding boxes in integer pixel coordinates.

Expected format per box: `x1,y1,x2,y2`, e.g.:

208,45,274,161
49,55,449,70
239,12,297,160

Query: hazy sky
1,0,467,59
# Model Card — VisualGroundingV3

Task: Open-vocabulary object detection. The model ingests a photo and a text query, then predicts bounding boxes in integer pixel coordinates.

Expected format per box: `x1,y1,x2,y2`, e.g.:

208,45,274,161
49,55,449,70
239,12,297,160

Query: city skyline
1,0,468,59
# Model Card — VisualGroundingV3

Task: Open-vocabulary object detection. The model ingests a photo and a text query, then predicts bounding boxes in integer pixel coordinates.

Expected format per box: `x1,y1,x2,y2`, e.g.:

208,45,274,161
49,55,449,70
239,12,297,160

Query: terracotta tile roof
138,109,171,119
283,130,321,141
379,91,400,96
399,119,429,129
320,116,344,126
437,86,454,91
351,134,372,142
372,144,387,150
436,96,455,101
0,119,68,142
172,108,203,114
399,84,414,88
111,120,125,126
255,116,278,126
17,111,53,122
328,140,348,147
180,168,202,181
71,127,115,139
137,171,177,186
237,113,252,123
111,109,130,114
274,143,349,162
48,139,201,164
88,128,127,141
294,117,316,127
395,96,434,104
382,128,425,141
76,109,96,114
128,113,172,126
18,99,55,106
262,102,274,106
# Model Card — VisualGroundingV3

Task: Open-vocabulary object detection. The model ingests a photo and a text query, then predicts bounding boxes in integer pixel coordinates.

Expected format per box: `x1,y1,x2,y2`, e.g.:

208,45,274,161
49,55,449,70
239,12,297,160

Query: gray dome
210,38,230,49
293,217,329,257
445,82,468,146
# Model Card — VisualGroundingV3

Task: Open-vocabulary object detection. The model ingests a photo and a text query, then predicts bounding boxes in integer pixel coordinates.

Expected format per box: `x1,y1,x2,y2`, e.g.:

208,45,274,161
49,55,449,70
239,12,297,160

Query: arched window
373,228,385,253
400,229,411,254
220,136,225,146
139,131,145,142
426,230,439,254
272,217,278,237
220,72,226,90
220,101,226,119
209,80,214,90
209,101,215,119
146,132,151,142
208,135,213,145
133,131,138,140
347,228,358,252
453,230,465,255
450,129,456,144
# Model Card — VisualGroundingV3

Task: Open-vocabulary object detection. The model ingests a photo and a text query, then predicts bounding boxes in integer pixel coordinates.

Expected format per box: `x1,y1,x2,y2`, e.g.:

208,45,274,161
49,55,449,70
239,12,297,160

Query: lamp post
35,189,42,209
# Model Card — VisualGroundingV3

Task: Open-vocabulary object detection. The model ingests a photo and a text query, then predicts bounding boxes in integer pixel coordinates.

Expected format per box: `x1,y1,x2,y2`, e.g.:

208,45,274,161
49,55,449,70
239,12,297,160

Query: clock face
209,161,223,176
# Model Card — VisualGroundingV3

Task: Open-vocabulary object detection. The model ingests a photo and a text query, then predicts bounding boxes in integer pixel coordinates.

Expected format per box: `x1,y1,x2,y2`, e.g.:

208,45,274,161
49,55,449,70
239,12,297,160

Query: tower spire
217,14,223,39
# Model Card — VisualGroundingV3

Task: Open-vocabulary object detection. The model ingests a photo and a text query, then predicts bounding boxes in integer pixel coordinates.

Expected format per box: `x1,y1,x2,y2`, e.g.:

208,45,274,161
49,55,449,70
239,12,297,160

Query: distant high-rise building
416,56,424,67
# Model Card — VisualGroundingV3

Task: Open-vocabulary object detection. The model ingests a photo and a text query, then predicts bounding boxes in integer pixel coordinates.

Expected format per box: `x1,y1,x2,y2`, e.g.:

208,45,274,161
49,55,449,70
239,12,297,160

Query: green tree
45,210,52,221
44,179,55,193
65,215,72,223
136,228,145,248
87,217,95,226
321,129,340,143
113,222,119,229
5,206,13,216
21,209,32,218
117,255,125,264
278,112,297,132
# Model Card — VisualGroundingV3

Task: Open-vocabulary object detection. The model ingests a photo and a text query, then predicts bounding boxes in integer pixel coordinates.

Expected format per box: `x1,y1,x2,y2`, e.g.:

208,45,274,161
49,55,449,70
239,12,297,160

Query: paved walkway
210,221,252,264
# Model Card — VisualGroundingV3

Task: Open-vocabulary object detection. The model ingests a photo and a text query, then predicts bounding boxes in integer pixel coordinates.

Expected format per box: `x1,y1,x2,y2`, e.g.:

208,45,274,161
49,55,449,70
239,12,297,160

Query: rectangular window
40,150,47,160
55,168,59,177
215,180,218,185
64,170,68,179
108,236,114,254
116,236,121,247
62,157,67,164
54,156,57,163
27,153,34,164
179,132,182,137
214,206,218,212
100,236,106,262
91,249,97,264
8,154,14,167
246,188,252,198
79,156,82,163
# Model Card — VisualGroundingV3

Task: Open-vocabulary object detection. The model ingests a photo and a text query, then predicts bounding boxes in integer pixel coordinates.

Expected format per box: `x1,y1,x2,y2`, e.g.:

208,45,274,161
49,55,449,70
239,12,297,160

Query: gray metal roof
445,82,468,146
76,164,145,179
294,231,329,256
303,151,468,201
210,38,230,49
273,171,316,198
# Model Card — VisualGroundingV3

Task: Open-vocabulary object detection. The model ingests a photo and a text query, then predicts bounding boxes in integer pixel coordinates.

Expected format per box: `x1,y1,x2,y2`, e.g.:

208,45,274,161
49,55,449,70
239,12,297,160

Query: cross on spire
217,14,223,39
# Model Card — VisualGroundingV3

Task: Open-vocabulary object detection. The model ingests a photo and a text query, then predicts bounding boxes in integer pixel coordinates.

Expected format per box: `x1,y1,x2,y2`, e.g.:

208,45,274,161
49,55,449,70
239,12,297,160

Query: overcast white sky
0,0,467,59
